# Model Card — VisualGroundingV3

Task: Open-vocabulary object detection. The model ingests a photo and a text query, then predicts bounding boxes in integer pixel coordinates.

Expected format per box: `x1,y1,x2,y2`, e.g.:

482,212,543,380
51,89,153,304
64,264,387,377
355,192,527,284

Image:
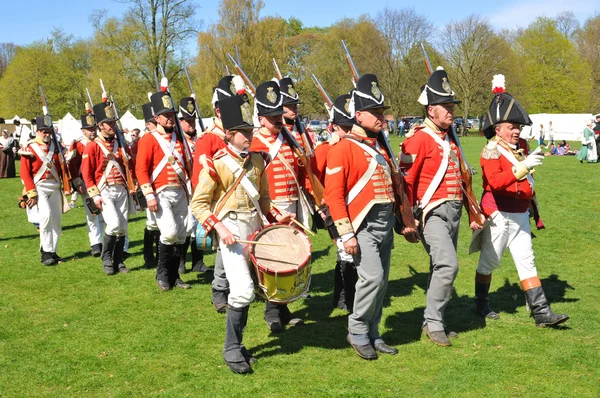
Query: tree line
0,0,598,126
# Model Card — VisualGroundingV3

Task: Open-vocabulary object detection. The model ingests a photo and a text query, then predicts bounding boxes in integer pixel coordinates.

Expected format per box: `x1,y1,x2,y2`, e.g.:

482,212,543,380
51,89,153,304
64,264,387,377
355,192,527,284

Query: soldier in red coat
324,74,398,360
67,112,105,257
250,80,307,333
81,102,133,275
20,116,65,266
136,90,192,291
470,74,568,327
401,68,482,347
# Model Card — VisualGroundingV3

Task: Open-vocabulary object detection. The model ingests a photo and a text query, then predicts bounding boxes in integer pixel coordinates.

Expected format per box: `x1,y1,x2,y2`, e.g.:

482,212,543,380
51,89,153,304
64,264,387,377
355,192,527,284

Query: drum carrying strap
220,154,269,225
95,139,126,191
30,142,59,184
419,126,450,210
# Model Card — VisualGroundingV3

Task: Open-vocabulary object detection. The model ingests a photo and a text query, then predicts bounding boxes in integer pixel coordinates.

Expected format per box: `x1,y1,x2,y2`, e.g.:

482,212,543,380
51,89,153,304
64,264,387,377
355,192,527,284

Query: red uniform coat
323,125,394,235
192,118,226,192
81,134,133,197
135,125,189,197
19,138,62,198
68,137,93,189
480,137,532,216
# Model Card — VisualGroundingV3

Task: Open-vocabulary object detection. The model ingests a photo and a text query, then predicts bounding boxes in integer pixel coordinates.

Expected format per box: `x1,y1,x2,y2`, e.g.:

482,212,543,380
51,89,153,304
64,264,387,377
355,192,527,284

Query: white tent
521,113,594,142
120,110,145,134
18,125,33,148
56,113,83,145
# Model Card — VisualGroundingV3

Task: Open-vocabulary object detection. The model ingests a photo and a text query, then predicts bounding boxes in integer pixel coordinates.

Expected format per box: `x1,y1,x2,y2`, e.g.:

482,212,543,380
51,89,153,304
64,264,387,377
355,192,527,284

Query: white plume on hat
232,75,246,95
492,74,506,120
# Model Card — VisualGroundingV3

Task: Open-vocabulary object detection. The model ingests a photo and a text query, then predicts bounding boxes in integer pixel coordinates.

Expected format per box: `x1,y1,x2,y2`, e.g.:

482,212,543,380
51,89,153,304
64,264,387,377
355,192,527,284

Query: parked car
307,120,322,133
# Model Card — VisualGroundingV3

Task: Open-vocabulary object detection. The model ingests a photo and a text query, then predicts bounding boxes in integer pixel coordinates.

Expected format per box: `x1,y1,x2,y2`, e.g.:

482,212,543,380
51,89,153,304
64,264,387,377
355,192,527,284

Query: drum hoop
249,224,312,276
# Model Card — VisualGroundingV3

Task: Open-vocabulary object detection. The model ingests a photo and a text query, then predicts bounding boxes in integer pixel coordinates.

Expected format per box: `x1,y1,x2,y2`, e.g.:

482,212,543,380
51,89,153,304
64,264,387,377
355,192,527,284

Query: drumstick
270,204,316,236
236,240,286,247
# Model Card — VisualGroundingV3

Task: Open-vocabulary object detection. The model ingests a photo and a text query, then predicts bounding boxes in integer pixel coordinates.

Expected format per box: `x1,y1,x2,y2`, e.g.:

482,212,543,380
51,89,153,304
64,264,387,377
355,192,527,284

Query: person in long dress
577,119,597,164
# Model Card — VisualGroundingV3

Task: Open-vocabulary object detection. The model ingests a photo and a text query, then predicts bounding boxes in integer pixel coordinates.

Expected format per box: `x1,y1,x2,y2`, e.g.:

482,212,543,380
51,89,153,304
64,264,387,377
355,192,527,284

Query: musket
311,74,333,112
184,65,205,132
225,65,231,76
98,79,145,210
340,41,418,232
420,43,485,226
235,45,241,66
227,53,336,238
157,65,194,182
39,85,73,195
272,57,315,156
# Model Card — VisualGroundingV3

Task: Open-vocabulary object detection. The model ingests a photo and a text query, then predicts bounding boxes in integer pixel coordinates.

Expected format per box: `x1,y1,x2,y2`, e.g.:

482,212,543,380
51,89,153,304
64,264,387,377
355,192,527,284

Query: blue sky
2,0,598,52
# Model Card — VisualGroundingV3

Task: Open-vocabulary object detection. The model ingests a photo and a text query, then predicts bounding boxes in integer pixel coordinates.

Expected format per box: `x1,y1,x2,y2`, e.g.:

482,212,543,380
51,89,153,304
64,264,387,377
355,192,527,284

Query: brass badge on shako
105,104,115,119
266,87,277,104
240,101,253,125
162,94,173,109
86,115,95,126
186,100,195,114
371,81,382,100
44,115,52,128
288,84,297,98
442,77,452,94
344,98,351,113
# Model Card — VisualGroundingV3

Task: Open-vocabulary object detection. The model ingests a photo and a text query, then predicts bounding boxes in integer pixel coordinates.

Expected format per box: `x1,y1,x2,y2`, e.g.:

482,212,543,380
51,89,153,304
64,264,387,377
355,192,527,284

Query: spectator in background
0,129,17,178
544,143,558,156
558,140,576,156
538,123,545,147
593,114,600,158
547,121,554,145
577,119,598,163
398,118,405,137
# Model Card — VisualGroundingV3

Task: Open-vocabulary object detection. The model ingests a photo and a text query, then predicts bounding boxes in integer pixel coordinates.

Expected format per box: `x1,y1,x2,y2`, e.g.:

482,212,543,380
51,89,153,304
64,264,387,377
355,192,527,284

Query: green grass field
1,136,599,397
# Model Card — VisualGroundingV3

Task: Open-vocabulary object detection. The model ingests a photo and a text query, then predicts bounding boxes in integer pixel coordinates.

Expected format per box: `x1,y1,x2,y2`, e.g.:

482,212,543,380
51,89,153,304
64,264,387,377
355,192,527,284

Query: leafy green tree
575,14,600,111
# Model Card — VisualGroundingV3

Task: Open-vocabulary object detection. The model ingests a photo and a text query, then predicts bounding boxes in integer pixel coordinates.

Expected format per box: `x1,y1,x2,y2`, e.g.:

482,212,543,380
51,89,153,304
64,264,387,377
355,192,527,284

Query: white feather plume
492,74,506,93
232,75,246,94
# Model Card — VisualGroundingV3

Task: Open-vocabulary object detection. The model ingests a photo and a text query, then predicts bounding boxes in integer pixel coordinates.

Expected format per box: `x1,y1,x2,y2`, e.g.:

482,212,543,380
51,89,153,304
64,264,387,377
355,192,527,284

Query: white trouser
27,203,41,224
477,211,538,280
336,239,354,262
146,208,158,230
273,200,297,217
36,180,62,252
155,187,188,245
100,184,129,236
186,206,196,237
81,191,105,246
219,211,261,308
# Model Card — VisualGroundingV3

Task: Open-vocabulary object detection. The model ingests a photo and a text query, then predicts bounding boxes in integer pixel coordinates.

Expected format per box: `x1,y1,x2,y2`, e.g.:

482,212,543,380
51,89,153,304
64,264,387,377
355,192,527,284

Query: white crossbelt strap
257,133,284,167
150,132,191,195
496,145,534,190
345,139,386,205
96,139,125,191
220,154,268,225
30,142,59,184
419,126,450,209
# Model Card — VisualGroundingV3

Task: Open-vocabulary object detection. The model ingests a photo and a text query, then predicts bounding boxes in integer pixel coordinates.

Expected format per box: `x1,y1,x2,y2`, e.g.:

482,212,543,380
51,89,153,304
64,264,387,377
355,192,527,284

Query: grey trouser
212,249,228,292
421,200,462,332
348,203,394,345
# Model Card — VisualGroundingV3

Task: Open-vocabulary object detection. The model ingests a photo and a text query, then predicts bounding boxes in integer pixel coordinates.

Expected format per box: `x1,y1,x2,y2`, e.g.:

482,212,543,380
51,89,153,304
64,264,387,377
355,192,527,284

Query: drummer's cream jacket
190,146,280,233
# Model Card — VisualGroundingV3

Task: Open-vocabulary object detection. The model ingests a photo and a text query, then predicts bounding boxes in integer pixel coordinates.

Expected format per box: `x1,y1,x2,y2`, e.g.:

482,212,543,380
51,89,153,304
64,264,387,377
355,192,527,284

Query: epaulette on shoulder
213,148,227,159
328,132,341,146
481,140,500,160
405,125,422,139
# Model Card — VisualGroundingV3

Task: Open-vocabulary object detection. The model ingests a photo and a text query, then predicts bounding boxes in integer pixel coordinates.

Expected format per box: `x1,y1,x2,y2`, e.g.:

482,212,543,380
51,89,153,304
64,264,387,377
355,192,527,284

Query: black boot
179,236,190,274
223,305,251,374
340,261,358,313
524,286,569,327
332,261,346,310
157,243,174,290
101,234,117,275
143,228,156,268
172,243,190,289
113,236,129,274
264,301,283,333
475,273,499,319
191,241,209,272
212,288,228,313
41,251,57,266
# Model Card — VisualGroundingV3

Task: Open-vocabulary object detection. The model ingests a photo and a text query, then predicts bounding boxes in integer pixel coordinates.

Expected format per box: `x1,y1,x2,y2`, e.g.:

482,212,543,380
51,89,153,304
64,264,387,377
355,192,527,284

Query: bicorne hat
481,74,531,139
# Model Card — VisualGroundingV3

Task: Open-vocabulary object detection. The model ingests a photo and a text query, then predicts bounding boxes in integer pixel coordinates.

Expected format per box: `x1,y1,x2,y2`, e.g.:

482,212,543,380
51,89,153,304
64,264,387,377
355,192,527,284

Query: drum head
253,225,311,274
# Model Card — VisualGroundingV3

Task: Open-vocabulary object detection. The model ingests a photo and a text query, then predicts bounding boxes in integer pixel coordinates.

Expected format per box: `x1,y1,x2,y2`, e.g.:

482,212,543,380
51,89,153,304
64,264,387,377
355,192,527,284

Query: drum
249,224,312,304
195,222,216,251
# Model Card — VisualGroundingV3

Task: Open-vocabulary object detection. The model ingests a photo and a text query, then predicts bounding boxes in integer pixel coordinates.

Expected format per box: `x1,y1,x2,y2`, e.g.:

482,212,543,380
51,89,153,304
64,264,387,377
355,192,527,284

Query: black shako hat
351,74,388,115
255,81,284,117
220,94,256,131
178,97,197,120
80,113,97,129
150,91,176,117
279,77,301,105
35,116,53,130
212,75,235,109
93,102,117,124
481,74,532,139
418,67,461,106
142,103,155,123
0,118,5,124
330,94,354,127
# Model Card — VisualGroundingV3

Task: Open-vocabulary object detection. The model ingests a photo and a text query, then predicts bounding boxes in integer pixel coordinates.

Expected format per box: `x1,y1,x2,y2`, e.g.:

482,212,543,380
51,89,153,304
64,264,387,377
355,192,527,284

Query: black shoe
157,279,171,291
346,336,378,360
241,346,257,365
91,244,102,257
192,262,210,273
117,264,130,274
174,279,191,289
224,358,251,374
212,289,228,313
374,342,398,355
51,253,62,263
423,325,451,347
178,263,187,275
445,328,458,339
266,320,283,333
41,251,57,266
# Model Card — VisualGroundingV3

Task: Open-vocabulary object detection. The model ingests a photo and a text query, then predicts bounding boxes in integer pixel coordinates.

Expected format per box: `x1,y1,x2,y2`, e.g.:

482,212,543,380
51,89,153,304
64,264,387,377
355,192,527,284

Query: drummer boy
190,92,293,374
